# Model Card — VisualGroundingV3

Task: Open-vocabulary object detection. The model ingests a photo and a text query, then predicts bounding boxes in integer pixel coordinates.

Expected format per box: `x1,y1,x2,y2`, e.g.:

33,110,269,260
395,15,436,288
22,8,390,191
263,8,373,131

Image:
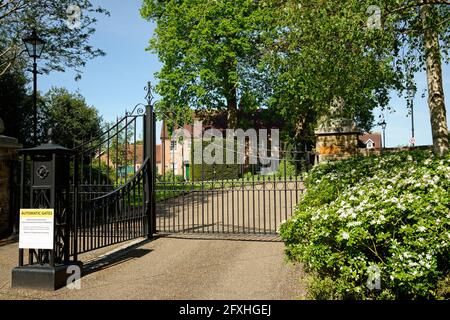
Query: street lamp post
380,120,387,150
408,88,416,147
23,29,46,146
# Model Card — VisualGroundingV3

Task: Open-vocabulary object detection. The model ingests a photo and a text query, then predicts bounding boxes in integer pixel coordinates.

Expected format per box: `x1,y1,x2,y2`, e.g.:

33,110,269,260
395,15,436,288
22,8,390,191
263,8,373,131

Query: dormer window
366,139,375,149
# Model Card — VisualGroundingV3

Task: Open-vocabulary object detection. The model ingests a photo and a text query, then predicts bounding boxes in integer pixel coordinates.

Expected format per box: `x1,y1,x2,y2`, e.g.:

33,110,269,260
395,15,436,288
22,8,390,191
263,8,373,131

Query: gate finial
145,81,154,106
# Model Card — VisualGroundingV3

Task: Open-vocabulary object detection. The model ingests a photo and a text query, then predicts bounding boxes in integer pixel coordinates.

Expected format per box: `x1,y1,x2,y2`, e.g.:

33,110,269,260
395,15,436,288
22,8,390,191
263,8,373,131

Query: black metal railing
68,99,155,258
70,158,150,256
156,133,311,235
16,83,157,268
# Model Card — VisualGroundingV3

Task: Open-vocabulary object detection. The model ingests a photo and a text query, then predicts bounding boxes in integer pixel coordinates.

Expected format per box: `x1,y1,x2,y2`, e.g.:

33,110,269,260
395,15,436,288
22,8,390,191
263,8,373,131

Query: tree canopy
141,0,271,128
143,0,449,155
0,0,109,79
42,87,102,148
0,68,37,146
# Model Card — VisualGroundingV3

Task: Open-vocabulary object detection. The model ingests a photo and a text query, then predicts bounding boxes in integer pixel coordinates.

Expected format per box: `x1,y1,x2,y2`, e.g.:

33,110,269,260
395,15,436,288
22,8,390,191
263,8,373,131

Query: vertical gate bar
139,173,143,236
273,174,277,234
268,176,271,233
134,118,137,176
221,179,224,233
252,171,255,234
89,134,92,193
82,186,85,252
191,127,195,233
106,189,110,247
182,179,185,232
201,142,205,233
162,146,170,232
115,117,119,187
241,172,245,233
263,175,266,234
102,187,106,248
73,155,79,261
290,181,293,220
151,112,156,235
172,175,175,233
107,124,110,192
143,171,146,236
181,136,185,233
114,192,117,244
191,178,194,234
231,178,235,233
285,158,288,222
226,184,229,234
132,171,136,238
99,142,103,248
80,137,84,185
247,178,250,233
127,184,131,240
117,189,121,243
144,101,153,239
125,115,128,189
121,188,124,242
211,176,214,233
162,138,166,233
122,182,125,242
98,142,101,189
90,198,98,250
258,176,261,234
279,168,282,231
171,138,175,233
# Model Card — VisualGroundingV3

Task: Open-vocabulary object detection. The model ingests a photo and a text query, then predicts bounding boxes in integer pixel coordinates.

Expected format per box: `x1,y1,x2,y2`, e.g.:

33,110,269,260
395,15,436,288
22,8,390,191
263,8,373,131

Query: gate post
11,137,80,291
144,83,156,238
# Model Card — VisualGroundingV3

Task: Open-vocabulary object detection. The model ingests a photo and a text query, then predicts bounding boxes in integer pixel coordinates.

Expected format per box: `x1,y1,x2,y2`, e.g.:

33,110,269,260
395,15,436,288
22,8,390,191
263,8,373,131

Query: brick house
358,132,382,150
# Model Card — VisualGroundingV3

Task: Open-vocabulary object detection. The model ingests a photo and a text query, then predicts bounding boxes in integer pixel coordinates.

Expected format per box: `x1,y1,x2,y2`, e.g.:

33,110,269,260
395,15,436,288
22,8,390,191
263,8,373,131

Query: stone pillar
0,120,22,237
315,118,360,163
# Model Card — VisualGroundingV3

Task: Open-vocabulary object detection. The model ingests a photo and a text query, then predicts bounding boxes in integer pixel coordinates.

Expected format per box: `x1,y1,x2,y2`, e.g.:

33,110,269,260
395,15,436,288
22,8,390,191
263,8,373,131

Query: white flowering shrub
280,150,450,299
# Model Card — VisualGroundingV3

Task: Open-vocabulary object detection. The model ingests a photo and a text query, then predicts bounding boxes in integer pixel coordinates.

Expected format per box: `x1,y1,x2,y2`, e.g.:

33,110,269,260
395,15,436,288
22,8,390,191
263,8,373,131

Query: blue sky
38,0,450,147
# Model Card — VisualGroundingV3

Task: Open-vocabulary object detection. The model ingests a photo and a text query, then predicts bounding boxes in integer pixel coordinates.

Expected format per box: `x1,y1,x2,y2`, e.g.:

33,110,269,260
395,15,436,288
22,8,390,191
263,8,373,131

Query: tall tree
263,0,400,146
43,87,102,148
0,0,109,78
141,0,269,128
272,0,449,155
381,0,450,155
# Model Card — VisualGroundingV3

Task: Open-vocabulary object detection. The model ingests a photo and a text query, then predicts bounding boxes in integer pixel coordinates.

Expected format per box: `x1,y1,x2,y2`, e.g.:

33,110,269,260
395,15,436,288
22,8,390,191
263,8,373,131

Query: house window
170,140,177,151
366,139,375,149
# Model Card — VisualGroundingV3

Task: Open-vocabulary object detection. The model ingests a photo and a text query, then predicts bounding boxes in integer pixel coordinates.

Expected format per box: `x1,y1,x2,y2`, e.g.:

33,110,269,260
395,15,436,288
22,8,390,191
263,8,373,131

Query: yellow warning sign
20,209,54,218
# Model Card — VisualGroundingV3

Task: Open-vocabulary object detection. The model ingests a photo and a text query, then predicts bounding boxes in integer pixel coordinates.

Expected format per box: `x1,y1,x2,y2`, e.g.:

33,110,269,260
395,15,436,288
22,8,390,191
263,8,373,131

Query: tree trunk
422,4,449,156
226,86,238,129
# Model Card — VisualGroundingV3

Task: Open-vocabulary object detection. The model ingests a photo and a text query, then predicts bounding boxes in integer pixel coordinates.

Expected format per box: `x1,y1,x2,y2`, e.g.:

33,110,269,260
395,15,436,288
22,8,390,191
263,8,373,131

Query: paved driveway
0,236,306,300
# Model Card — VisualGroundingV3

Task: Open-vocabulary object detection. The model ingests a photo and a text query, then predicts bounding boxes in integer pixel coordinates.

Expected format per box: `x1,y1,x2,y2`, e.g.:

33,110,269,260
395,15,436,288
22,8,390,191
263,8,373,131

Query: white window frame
366,139,375,149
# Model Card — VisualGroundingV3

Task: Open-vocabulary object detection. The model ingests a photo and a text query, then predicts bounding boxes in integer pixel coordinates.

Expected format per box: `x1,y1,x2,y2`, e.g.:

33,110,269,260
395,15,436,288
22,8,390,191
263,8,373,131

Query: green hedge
190,139,241,181
280,150,450,300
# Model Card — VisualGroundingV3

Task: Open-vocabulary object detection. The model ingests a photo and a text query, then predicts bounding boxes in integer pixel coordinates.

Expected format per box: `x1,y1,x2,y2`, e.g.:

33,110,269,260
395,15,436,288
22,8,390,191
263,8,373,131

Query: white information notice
19,209,54,249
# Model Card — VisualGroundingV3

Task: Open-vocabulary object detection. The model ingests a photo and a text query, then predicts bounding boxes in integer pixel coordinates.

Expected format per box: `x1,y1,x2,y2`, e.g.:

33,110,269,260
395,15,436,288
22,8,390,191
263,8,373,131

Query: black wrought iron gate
17,84,157,266
69,96,156,259
155,118,308,236
17,82,311,271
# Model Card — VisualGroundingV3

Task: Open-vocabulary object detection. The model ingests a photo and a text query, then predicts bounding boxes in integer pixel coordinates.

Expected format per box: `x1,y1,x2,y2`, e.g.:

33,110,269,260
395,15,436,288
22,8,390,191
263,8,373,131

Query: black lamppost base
11,263,83,291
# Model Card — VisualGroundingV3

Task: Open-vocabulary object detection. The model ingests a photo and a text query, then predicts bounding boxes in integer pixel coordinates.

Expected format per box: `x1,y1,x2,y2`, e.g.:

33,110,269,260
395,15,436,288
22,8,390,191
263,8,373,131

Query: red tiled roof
359,133,382,149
